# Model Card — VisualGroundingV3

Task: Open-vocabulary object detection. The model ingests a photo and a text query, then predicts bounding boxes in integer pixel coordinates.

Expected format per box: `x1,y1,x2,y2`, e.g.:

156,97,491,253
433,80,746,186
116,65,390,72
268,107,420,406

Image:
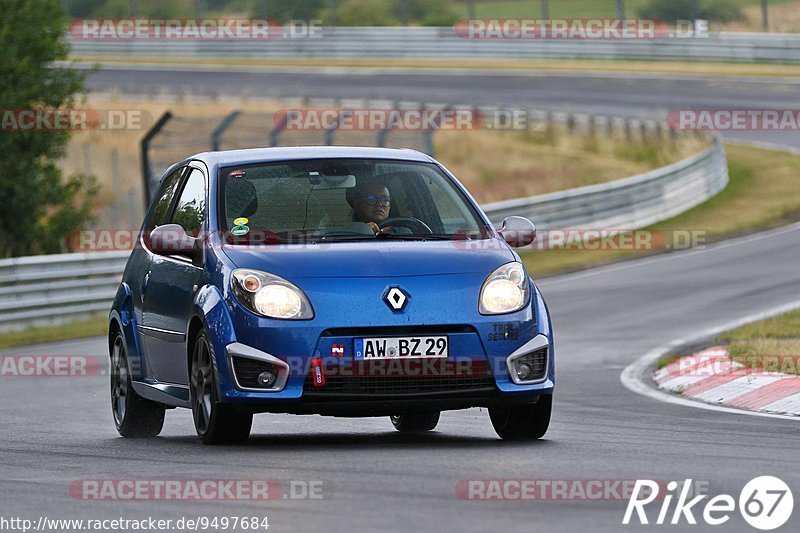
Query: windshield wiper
319,233,376,242
375,233,455,241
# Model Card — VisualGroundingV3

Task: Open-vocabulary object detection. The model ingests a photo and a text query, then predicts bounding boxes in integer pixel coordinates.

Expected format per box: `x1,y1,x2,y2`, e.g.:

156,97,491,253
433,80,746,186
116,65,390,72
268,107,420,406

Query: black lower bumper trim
236,391,543,417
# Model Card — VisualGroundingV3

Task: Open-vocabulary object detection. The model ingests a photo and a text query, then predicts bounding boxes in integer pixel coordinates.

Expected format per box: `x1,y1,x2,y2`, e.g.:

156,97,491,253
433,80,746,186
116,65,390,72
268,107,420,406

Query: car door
140,165,207,386
132,164,185,340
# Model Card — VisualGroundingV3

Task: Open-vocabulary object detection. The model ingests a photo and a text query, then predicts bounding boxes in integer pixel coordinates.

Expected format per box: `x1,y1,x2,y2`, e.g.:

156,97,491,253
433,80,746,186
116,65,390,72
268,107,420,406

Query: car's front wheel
489,395,552,441
390,412,440,433
110,332,165,438
190,332,253,445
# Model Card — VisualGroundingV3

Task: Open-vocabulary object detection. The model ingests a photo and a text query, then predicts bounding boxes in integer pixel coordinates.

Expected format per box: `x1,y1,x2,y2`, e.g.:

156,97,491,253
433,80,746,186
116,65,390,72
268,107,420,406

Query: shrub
336,0,398,26
637,0,744,24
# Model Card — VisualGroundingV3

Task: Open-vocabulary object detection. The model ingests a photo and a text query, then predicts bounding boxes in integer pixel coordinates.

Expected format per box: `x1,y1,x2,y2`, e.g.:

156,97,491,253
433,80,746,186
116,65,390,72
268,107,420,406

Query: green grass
452,0,791,19
434,127,706,204
0,315,108,351
717,309,800,374
722,309,800,341
656,354,682,370
521,143,800,278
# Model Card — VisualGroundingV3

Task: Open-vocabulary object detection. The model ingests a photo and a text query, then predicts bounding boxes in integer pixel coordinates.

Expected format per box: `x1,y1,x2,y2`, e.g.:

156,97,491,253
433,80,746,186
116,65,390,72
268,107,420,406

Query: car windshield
220,158,489,244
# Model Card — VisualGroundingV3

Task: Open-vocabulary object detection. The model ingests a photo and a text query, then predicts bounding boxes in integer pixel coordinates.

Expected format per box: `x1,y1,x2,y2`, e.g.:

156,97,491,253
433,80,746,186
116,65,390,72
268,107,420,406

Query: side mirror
148,224,199,256
498,216,536,248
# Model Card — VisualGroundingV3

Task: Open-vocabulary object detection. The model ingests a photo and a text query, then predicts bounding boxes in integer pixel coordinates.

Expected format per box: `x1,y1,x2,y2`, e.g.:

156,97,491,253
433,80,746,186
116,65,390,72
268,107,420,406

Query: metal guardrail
0,137,728,332
68,29,800,63
483,135,728,229
0,251,130,331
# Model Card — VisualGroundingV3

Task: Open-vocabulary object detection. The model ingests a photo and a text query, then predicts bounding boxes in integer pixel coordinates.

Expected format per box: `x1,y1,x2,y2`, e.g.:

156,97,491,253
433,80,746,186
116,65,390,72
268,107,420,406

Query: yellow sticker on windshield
233,217,249,226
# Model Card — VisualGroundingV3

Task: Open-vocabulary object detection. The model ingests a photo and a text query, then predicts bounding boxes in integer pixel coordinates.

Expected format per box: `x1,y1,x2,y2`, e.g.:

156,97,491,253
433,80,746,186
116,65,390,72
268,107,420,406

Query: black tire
190,332,252,445
489,396,552,441
110,331,165,438
390,412,440,433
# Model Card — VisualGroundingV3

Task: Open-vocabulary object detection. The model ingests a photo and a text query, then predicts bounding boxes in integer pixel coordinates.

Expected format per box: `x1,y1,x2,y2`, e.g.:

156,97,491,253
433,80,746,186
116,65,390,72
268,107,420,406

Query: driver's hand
367,222,381,235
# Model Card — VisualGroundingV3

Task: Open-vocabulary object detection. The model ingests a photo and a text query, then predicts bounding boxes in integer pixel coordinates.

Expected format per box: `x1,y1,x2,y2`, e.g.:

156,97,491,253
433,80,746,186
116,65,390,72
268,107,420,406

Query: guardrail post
325,108,341,145
377,101,399,148
588,115,597,138
423,104,453,157
110,148,120,229
545,110,555,142
270,112,288,147
654,122,663,142
211,110,242,151
140,111,173,208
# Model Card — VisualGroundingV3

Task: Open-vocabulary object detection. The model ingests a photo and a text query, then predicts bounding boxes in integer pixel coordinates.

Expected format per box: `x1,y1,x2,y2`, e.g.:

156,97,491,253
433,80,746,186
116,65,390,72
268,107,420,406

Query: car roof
191,146,435,167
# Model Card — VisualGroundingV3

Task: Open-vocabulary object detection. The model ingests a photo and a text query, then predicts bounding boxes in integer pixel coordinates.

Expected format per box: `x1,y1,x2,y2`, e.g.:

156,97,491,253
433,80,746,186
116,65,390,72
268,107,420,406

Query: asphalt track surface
85,64,800,148
1,67,799,532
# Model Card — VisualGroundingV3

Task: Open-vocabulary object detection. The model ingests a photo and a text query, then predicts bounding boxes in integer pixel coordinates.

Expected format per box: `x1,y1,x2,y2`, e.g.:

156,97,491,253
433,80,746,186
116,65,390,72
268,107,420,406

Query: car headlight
479,262,530,315
231,269,314,320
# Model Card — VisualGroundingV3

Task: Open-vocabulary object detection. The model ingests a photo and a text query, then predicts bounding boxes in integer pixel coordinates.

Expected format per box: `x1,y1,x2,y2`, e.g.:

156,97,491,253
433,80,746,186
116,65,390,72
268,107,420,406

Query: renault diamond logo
384,287,408,311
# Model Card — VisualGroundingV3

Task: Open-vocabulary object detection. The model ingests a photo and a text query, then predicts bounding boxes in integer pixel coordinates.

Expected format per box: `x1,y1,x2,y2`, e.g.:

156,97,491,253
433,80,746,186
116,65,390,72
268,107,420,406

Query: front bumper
204,281,555,414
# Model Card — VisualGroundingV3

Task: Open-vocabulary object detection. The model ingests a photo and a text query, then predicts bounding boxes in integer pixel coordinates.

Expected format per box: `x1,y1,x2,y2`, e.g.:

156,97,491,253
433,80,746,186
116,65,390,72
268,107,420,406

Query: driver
346,181,393,235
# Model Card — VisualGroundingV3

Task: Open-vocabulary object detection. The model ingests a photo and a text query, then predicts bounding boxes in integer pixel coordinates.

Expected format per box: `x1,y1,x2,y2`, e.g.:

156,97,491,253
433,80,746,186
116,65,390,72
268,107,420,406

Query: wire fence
141,96,688,204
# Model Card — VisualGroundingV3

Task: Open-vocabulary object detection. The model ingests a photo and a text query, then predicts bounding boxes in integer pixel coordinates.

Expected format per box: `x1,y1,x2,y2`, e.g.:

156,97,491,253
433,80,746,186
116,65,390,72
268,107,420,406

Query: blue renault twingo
109,146,554,443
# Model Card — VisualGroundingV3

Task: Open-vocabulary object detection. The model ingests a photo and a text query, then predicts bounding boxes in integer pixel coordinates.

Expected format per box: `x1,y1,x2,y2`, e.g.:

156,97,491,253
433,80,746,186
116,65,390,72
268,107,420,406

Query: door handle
141,271,151,303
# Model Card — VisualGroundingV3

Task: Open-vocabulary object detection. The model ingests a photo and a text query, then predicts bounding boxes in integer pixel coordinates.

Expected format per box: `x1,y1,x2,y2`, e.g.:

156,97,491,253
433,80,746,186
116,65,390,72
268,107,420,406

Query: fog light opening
257,370,277,388
507,345,548,384
516,361,533,381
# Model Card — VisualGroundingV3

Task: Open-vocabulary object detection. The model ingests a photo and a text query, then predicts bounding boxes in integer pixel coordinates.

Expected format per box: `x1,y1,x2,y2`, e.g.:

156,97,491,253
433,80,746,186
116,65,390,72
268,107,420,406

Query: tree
0,0,97,257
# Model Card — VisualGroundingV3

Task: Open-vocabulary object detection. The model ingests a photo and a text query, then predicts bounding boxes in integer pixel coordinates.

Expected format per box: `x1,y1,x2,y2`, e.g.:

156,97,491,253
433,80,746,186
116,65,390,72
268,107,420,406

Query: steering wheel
380,217,434,235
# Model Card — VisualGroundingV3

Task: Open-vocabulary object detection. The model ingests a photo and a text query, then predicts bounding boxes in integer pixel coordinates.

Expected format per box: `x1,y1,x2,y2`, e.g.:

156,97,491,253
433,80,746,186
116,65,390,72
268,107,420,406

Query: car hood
220,239,516,279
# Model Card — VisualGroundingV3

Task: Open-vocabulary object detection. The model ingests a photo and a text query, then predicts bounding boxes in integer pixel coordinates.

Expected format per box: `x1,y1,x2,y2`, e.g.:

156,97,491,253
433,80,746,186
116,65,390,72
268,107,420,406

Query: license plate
355,336,448,360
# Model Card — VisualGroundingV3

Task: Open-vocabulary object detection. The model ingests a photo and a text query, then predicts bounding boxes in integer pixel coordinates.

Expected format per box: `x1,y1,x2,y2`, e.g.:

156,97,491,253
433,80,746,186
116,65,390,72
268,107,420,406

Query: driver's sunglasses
365,195,391,207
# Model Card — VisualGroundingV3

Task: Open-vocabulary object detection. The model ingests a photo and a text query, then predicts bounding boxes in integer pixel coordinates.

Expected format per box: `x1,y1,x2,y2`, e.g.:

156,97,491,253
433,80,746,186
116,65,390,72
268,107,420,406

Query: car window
145,167,184,231
220,158,487,243
428,178,480,234
171,168,206,237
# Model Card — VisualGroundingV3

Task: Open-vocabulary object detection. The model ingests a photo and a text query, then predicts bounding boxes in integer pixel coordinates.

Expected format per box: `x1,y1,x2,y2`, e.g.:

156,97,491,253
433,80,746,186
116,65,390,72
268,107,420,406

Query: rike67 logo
624,477,794,530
